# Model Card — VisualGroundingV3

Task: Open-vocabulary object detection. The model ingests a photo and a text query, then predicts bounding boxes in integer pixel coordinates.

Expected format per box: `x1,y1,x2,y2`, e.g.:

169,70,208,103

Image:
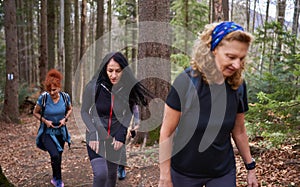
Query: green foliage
245,21,300,147
18,83,33,106
170,53,190,69
170,0,208,33
147,126,160,146
113,0,136,24
246,92,300,147
170,0,208,59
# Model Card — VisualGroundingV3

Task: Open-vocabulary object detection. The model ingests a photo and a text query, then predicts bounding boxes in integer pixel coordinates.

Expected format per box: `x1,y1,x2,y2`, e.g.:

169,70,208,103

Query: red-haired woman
33,69,72,187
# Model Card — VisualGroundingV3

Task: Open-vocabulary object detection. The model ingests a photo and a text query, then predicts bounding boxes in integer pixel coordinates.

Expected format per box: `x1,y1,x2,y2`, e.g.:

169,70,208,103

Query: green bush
246,92,300,147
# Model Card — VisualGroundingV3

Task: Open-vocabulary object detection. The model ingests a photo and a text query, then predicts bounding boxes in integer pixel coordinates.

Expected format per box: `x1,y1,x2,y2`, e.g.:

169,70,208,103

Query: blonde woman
159,21,258,187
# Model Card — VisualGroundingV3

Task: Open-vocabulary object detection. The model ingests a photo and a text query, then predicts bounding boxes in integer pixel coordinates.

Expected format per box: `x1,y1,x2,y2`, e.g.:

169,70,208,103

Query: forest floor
0,111,299,187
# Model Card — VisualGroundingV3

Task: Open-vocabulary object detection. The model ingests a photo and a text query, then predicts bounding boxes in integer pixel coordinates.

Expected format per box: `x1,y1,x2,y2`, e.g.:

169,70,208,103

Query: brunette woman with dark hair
81,52,152,187
33,69,72,187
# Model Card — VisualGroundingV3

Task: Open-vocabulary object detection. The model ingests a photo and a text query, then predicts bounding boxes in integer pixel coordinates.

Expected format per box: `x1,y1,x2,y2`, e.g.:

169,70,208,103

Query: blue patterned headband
210,21,244,51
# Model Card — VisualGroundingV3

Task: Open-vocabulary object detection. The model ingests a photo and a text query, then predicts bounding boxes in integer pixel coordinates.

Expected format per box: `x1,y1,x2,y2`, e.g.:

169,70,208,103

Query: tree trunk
47,0,56,69
131,1,137,72
107,0,112,51
251,0,257,33
64,0,72,98
39,0,48,88
80,0,87,59
209,0,212,23
96,0,104,71
274,0,286,73
77,0,87,105
212,0,229,22
2,0,20,123
16,0,28,83
260,0,270,75
26,0,36,85
246,0,250,30
58,0,64,71
74,0,80,73
276,0,286,26
230,0,234,21
222,0,229,21
292,0,300,54
292,0,300,37
136,0,171,146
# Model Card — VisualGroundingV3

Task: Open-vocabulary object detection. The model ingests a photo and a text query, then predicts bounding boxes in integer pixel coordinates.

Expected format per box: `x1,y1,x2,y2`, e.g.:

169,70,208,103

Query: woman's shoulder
36,91,49,105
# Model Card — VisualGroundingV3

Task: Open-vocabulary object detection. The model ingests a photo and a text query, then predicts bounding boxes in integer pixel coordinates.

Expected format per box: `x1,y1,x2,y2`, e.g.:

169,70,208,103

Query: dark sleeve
166,71,191,112
114,125,127,144
237,81,249,113
81,80,98,141
166,85,181,111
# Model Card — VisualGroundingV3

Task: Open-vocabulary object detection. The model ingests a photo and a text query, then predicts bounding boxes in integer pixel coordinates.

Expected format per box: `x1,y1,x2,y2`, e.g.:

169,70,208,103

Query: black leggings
42,134,65,180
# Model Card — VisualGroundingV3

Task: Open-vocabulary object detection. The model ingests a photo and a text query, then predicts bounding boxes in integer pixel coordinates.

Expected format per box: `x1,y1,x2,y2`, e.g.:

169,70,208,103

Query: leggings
171,167,236,187
87,144,118,187
42,134,64,180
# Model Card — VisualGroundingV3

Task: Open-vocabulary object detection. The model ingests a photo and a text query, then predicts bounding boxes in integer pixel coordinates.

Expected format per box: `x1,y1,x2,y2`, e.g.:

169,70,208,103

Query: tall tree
47,0,56,69
40,0,48,87
58,0,64,70
212,0,229,22
292,0,300,55
2,0,20,122
230,0,234,21
16,0,28,83
77,0,87,105
26,0,36,85
251,0,257,33
274,0,286,72
64,0,72,97
137,0,171,145
96,0,104,70
80,0,87,59
245,0,250,30
292,0,300,37
74,0,80,73
260,0,271,75
276,0,286,26
107,0,112,51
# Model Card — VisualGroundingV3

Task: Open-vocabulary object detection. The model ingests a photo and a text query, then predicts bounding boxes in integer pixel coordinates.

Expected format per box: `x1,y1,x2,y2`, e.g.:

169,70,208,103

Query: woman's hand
247,169,259,187
112,138,123,151
58,117,68,128
89,140,99,154
44,119,55,128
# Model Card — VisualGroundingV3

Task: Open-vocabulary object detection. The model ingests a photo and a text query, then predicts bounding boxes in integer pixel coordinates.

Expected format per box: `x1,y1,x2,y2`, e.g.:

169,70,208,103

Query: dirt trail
0,114,299,186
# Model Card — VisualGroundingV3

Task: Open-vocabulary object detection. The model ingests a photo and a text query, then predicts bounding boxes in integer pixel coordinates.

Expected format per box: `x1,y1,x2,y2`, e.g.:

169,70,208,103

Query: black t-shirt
166,68,249,178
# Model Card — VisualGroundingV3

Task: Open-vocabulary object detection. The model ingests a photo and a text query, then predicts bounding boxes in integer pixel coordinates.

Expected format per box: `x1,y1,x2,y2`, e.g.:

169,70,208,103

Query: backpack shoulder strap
60,91,69,107
40,92,48,121
184,67,201,111
237,82,244,99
